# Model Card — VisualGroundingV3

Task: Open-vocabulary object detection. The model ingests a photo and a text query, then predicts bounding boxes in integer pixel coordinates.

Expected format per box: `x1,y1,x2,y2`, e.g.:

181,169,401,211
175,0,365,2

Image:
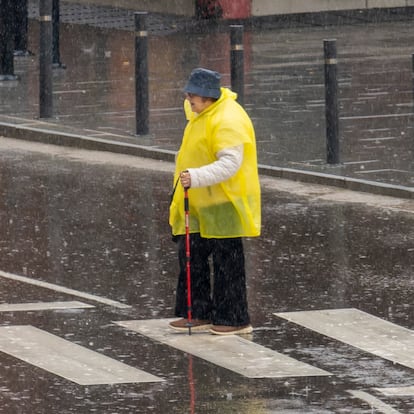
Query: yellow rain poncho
169,87,261,238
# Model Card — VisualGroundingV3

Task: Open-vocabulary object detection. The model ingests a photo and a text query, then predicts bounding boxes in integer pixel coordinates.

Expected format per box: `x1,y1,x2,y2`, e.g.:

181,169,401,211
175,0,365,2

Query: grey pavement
1,0,414,199
0,136,414,413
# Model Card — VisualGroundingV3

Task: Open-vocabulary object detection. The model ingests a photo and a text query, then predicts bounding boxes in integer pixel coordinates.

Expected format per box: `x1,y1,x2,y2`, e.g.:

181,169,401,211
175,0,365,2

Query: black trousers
174,233,250,326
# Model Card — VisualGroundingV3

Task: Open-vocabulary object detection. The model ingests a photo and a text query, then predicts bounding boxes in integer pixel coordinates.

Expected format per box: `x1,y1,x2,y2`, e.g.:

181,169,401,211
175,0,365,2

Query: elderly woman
169,68,261,335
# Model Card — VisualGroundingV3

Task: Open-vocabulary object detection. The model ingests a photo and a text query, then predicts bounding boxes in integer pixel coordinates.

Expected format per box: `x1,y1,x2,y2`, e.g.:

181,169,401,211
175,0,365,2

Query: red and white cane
184,187,193,335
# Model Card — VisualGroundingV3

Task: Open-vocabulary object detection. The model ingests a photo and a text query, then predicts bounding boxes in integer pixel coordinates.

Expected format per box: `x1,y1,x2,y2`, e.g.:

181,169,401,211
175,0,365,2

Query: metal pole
135,12,149,135
411,54,414,108
230,24,244,106
324,39,340,164
52,0,65,68
13,0,29,56
39,0,53,118
0,0,18,80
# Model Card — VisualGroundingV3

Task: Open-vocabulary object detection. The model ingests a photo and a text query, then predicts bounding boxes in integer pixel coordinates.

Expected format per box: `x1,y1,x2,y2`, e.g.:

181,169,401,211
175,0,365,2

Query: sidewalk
1,0,413,199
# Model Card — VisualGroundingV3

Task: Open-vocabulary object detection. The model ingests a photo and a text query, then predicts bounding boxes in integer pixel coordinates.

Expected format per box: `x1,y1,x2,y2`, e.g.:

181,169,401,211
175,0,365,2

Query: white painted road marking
0,270,131,309
376,386,414,397
341,112,412,120
348,390,402,414
274,308,414,370
0,325,163,385
0,301,94,312
115,319,331,379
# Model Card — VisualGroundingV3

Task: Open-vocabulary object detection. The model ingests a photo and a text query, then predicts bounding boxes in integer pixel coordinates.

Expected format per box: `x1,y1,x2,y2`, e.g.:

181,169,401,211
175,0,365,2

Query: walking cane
184,187,193,335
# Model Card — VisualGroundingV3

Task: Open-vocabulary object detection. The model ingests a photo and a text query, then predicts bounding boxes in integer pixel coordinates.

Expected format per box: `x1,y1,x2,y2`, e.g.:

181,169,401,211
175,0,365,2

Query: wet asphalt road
0,137,413,413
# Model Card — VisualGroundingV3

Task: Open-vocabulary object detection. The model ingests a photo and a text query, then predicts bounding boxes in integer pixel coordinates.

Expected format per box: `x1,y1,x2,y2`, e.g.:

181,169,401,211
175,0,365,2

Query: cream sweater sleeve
187,145,244,188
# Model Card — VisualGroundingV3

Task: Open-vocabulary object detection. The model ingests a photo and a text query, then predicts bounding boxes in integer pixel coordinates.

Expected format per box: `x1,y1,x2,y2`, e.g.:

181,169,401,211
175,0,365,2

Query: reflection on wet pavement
0,138,413,412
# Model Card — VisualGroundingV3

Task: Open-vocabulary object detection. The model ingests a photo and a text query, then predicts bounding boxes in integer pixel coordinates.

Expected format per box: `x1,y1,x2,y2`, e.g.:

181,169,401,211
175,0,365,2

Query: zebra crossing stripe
274,308,414,370
115,319,331,378
0,270,131,309
348,390,401,414
0,301,94,312
0,325,164,385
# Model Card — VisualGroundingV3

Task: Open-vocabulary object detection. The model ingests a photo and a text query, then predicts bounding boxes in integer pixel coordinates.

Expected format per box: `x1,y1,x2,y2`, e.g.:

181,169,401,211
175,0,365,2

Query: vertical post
39,0,53,118
324,39,340,164
0,0,18,80
411,54,414,107
13,0,29,56
230,24,244,106
135,12,149,136
52,0,65,68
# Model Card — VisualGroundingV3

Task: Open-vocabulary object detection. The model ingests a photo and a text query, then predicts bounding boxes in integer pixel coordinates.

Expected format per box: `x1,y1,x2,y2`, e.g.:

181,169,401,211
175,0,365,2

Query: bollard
324,39,340,164
52,0,65,68
230,25,244,106
0,0,18,80
135,12,149,135
39,0,53,118
13,0,29,56
412,54,414,107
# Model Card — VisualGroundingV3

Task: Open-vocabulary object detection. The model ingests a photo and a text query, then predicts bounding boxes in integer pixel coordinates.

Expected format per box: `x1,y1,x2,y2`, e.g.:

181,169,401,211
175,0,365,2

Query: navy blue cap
183,68,221,99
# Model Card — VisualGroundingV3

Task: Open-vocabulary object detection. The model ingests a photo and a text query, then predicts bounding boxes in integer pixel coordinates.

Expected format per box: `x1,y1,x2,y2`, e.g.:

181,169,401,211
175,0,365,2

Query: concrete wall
252,0,413,16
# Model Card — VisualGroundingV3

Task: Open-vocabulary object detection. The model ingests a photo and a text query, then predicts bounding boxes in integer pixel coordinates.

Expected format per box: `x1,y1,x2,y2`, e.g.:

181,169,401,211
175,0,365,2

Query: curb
1,121,413,200
259,165,414,200
0,121,175,163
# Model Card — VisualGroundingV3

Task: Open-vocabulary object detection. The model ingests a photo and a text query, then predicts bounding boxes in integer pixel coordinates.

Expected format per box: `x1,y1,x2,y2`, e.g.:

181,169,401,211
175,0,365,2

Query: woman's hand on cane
180,170,191,189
